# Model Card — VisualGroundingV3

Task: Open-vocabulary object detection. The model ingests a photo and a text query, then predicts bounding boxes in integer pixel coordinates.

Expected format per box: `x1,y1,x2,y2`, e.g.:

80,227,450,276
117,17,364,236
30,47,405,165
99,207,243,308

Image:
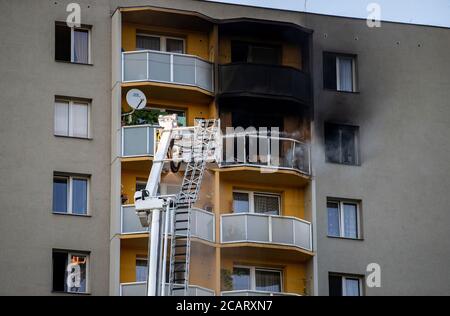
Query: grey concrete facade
1,0,449,295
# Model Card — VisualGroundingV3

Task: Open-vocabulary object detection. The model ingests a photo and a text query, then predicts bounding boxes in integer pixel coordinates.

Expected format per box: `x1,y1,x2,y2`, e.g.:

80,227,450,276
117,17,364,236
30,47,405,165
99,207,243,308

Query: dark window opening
52,251,68,292
55,24,71,62
323,52,337,90
323,52,357,92
329,275,343,296
231,41,281,65
325,123,359,165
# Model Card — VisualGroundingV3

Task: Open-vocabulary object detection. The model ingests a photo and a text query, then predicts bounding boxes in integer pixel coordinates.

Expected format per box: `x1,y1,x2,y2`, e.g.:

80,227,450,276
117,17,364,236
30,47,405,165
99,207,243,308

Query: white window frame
66,252,90,294
327,199,361,239
336,55,357,92
233,265,283,292
54,98,91,139
135,257,148,282
136,33,185,53
233,190,281,215
70,27,91,64
53,175,90,216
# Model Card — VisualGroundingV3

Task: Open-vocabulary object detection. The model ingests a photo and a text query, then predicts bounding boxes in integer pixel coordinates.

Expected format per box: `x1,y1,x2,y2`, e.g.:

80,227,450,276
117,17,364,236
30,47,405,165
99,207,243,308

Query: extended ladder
168,119,218,296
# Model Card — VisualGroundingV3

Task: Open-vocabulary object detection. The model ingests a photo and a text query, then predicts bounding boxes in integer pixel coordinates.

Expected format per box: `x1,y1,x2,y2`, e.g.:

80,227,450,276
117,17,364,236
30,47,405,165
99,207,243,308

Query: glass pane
254,194,279,215
53,177,68,213
166,38,184,53
71,102,88,138
135,181,146,192
232,267,250,290
148,51,170,82
272,217,294,245
173,55,195,85
338,57,353,92
222,215,246,242
196,59,212,91
136,259,148,282
233,192,249,213
136,35,160,51
247,215,269,242
123,52,147,81
327,202,340,237
73,29,89,64
345,278,360,296
66,254,87,293
341,127,357,164
325,124,341,163
255,270,281,292
343,203,358,238
123,126,149,156
54,101,69,136
72,178,87,215
122,205,146,234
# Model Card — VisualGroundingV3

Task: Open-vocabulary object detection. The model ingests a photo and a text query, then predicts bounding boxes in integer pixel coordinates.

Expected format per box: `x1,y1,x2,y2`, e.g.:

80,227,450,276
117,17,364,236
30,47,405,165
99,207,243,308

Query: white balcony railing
122,50,214,92
121,124,158,157
120,282,215,296
220,213,312,252
220,132,311,175
121,205,215,243
221,290,301,296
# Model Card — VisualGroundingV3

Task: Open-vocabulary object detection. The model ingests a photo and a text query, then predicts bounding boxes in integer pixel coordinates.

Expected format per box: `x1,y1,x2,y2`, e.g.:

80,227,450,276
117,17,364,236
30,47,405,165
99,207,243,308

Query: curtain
72,102,89,138
136,35,160,51
73,29,89,63
166,38,184,53
345,278,360,296
254,194,279,215
53,177,68,213
54,101,69,136
72,178,88,215
343,203,358,238
255,270,281,292
338,57,353,92
327,202,340,237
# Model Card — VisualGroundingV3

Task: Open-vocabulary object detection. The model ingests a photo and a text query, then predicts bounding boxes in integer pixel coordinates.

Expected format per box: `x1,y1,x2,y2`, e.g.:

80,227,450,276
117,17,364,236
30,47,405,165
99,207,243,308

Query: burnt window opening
231,41,281,65
325,123,359,165
323,52,357,92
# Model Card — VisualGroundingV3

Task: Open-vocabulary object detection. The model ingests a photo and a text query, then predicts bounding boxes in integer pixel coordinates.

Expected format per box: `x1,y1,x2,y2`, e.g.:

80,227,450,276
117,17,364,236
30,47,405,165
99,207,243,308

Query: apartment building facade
0,0,449,296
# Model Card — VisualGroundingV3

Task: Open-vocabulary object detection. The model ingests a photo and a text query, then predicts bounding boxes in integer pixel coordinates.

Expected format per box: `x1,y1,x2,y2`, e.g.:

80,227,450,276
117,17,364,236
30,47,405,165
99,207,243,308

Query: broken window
325,123,359,165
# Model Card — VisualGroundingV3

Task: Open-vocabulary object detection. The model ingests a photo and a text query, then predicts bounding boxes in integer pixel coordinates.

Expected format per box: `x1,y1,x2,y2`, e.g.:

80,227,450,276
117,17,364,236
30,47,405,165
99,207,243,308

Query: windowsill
54,134,93,141
53,212,91,218
55,59,94,66
327,235,364,241
52,290,91,296
323,88,360,95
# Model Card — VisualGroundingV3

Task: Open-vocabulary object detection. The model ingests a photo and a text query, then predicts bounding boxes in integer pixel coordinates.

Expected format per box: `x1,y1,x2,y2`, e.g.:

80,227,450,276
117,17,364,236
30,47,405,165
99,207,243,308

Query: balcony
122,50,214,92
121,205,215,243
221,213,312,252
120,282,215,296
221,290,301,296
121,125,158,157
221,132,311,175
218,63,311,104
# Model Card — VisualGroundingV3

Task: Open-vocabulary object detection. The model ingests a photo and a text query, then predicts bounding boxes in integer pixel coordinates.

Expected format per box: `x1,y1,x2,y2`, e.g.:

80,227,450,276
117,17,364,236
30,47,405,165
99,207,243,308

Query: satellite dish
126,89,147,110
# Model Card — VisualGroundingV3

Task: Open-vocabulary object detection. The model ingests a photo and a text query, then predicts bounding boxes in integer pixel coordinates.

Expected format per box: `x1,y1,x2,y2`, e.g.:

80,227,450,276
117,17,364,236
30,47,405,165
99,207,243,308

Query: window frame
324,123,360,166
52,250,90,294
135,256,148,282
233,265,283,292
54,97,91,139
53,174,90,216
336,55,357,92
136,33,185,54
329,273,364,296
232,190,281,215
323,52,358,93
327,199,362,240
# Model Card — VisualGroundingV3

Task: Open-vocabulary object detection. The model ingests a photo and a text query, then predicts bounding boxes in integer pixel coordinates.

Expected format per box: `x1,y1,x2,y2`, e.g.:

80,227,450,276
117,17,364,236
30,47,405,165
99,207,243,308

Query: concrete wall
0,0,112,295
306,14,450,295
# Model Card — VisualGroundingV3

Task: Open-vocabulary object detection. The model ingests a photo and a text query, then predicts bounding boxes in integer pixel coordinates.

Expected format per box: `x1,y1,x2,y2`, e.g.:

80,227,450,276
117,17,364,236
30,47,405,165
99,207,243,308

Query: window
135,180,147,193
136,257,148,282
323,52,357,92
232,266,282,292
136,34,184,54
54,98,90,138
327,199,361,239
232,191,281,215
329,274,363,296
52,250,89,293
231,41,281,65
53,174,89,215
149,108,186,127
325,123,359,165
55,22,91,64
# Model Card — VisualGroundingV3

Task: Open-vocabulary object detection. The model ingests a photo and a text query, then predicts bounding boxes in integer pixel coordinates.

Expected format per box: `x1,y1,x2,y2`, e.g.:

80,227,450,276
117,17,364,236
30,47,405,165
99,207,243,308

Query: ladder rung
174,261,186,264
174,253,187,256
175,220,189,223
175,228,188,231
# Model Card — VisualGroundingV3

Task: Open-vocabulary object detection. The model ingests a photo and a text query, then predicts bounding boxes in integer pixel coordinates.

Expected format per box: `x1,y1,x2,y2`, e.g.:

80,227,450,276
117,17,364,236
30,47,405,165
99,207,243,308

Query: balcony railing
122,50,214,92
218,63,311,103
121,205,215,242
121,124,158,157
120,282,215,296
221,213,312,252
220,132,311,175
221,290,301,296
